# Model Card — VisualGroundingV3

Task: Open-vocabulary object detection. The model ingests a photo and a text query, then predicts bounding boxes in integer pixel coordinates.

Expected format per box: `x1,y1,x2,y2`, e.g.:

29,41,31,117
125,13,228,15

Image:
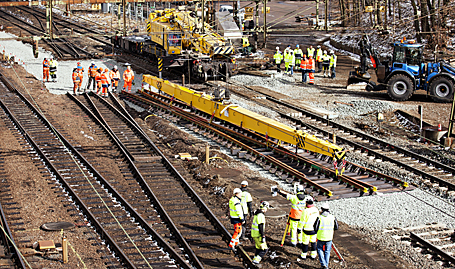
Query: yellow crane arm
142,75,346,162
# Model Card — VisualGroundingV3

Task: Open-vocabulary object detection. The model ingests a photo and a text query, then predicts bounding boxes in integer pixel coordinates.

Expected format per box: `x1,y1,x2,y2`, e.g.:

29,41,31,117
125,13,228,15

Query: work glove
132,81,135,86
262,237,266,243
272,187,278,193
242,220,245,225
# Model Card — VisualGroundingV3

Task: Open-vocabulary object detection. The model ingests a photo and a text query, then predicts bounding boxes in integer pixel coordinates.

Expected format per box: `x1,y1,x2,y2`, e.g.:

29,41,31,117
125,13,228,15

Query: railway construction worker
242,36,250,54
330,50,337,79
87,62,97,92
123,63,135,93
229,188,245,251
289,51,295,75
42,57,50,82
95,68,103,95
275,185,306,247
316,45,323,73
300,55,308,83
49,56,57,82
284,50,293,75
101,68,110,97
314,203,339,269
274,47,283,72
240,181,253,240
109,66,120,92
308,55,315,85
251,201,270,265
294,45,303,71
307,45,315,59
299,196,319,260
322,50,330,77
72,67,82,94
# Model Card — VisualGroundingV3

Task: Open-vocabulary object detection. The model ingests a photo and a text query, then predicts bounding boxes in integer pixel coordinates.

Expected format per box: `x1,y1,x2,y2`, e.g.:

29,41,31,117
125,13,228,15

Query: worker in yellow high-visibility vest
316,45,323,73
274,47,283,73
251,201,270,264
314,203,339,269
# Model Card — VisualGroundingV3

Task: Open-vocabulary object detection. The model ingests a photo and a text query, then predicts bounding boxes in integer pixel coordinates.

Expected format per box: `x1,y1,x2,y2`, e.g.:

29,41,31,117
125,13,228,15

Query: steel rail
410,232,455,265
130,89,408,193
0,201,27,269
104,92,258,268
0,75,191,269
68,92,204,269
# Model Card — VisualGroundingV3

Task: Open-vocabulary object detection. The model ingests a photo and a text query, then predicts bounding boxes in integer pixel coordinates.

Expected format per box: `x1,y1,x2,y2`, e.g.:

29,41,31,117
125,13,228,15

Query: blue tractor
347,36,455,102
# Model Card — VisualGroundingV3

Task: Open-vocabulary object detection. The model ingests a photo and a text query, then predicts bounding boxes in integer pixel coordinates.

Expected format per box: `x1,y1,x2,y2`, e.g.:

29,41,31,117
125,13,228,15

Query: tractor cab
391,41,424,77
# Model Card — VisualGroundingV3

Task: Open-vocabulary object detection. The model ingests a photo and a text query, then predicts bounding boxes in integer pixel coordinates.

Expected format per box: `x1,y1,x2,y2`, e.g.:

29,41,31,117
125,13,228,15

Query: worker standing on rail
42,57,50,82
322,50,330,78
294,45,303,71
299,196,319,260
240,181,253,240
307,45,315,59
289,51,295,75
314,203,339,269
330,50,337,79
123,63,135,93
274,47,283,73
276,185,306,247
101,68,110,97
229,188,245,251
95,68,103,95
308,55,315,85
251,201,270,264
300,55,308,83
49,56,57,82
72,67,82,95
87,62,97,92
316,45,323,73
109,66,120,92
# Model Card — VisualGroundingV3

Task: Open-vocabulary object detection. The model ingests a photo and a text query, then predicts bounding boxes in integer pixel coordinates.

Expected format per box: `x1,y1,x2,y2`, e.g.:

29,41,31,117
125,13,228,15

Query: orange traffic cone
438,124,442,131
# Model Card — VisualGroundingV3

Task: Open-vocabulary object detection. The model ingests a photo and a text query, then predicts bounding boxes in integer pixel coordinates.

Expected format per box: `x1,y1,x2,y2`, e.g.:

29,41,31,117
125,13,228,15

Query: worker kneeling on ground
251,201,270,264
277,185,306,247
314,203,339,269
299,196,319,260
229,188,245,251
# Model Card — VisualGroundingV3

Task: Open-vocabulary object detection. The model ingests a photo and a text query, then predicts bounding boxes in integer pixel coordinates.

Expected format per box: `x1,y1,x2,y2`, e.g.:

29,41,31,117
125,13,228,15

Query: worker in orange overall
228,188,245,252
100,68,110,97
300,55,309,83
42,58,50,82
109,65,120,93
123,63,135,93
95,68,103,95
308,55,315,85
72,67,82,94
87,62,97,92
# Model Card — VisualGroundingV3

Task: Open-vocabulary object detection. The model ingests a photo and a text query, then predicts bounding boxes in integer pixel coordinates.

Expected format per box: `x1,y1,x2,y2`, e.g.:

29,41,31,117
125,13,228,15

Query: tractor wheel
387,74,414,101
430,77,454,103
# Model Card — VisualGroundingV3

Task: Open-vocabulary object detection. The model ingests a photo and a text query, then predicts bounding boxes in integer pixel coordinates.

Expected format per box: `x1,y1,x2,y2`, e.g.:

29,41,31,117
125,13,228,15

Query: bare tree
410,0,422,42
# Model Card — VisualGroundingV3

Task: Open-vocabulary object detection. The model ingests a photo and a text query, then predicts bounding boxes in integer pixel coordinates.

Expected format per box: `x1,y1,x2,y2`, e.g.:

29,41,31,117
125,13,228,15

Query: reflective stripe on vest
303,206,319,231
251,212,265,238
229,196,242,219
330,55,337,67
288,193,305,219
241,191,252,215
317,214,335,241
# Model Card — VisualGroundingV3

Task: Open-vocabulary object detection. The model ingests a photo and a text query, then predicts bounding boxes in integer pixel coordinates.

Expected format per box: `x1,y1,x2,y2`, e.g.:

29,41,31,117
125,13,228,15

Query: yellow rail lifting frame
142,75,347,171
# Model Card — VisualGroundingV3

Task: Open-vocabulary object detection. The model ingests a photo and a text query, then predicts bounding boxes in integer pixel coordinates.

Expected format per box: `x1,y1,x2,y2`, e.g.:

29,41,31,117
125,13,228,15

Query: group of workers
74,62,134,96
228,181,338,269
273,45,337,84
42,57,135,96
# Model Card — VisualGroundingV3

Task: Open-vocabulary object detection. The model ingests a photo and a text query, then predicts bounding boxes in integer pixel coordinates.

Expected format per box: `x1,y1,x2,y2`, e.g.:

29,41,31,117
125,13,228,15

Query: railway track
120,89,411,200
386,223,455,267
0,7,93,59
0,73,191,268
208,81,455,197
67,91,252,268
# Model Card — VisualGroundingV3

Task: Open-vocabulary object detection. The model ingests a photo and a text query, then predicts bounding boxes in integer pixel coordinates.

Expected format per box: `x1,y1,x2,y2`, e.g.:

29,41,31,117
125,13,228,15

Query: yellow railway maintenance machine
112,8,235,81
142,74,348,175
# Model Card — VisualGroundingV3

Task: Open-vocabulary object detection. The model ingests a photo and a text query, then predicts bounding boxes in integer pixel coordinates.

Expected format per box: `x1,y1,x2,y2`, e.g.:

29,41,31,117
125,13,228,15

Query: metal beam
0,0,174,7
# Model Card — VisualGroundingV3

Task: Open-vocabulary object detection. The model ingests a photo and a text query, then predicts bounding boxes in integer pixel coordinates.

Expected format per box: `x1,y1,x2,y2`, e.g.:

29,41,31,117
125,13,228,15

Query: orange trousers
73,82,81,94
123,81,133,92
308,72,314,85
43,69,50,81
229,222,242,248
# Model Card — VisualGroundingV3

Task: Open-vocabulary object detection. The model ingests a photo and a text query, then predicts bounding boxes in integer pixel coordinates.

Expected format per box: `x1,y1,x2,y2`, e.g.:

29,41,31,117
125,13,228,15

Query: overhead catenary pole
46,0,53,38
202,0,205,33
315,0,319,29
122,0,126,36
324,0,328,31
263,0,267,48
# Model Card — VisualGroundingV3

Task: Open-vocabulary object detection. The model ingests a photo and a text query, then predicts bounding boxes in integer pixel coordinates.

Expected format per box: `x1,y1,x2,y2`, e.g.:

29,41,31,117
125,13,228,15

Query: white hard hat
324,50,327,54
297,185,304,192
305,196,314,203
260,201,270,209
91,61,95,65
50,55,53,59
233,188,242,194
321,203,330,210
276,46,279,50
317,45,321,48
125,63,131,66
330,50,334,54
114,65,118,69
241,181,248,186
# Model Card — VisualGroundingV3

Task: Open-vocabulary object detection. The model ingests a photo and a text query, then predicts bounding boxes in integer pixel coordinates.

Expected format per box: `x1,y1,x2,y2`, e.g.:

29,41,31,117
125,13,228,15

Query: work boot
300,252,307,260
